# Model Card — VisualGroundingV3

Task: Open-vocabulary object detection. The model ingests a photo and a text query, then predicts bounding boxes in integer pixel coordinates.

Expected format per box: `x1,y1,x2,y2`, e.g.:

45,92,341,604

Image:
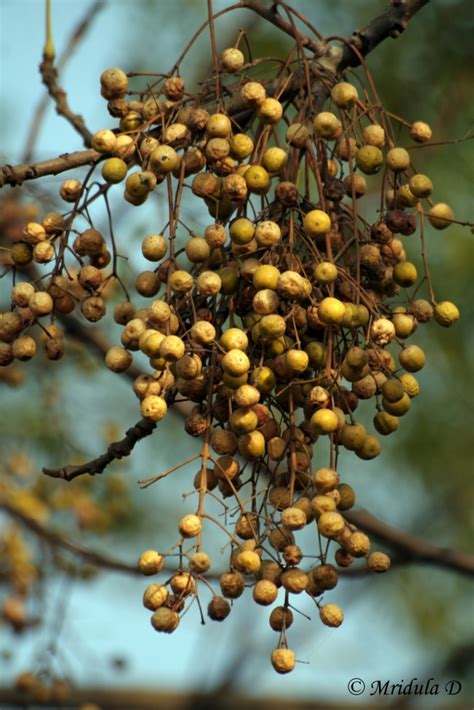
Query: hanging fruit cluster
0,18,464,674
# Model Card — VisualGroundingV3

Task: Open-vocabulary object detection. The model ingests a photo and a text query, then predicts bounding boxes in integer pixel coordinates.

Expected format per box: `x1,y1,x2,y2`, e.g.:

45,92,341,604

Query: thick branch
42,417,157,481
0,149,101,188
339,0,431,70
345,509,474,576
0,499,140,575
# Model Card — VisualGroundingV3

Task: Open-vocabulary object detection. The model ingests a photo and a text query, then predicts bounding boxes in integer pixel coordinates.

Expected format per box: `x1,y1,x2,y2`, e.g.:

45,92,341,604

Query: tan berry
254,221,281,248
189,552,211,574
281,507,307,531
370,318,396,346
310,409,339,435
362,123,385,147
12,336,36,361
317,511,345,538
399,344,426,372
303,209,331,237
240,81,266,107
286,122,310,147
271,648,295,674
91,129,117,153
253,580,278,605
100,67,128,98
428,203,454,230
386,147,410,172
313,111,341,138
280,568,308,594
60,178,82,202
320,603,344,627
409,173,433,198
220,47,245,73
178,514,202,538
410,121,432,143
434,301,460,327
140,395,167,421
151,608,179,633
313,467,339,493
169,270,193,293
138,550,164,575
114,134,136,159
105,346,133,373
142,234,167,261
331,81,358,108
318,297,346,325
355,145,383,174
367,551,391,572
257,98,283,124
149,145,179,174
143,583,168,610
221,349,250,377
170,572,195,595
262,146,287,173
32,241,53,263
28,291,53,316
347,531,371,557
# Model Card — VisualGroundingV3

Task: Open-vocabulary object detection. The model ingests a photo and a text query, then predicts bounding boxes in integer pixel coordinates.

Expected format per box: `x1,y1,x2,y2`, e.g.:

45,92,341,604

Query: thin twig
23,0,105,162
38,0,97,147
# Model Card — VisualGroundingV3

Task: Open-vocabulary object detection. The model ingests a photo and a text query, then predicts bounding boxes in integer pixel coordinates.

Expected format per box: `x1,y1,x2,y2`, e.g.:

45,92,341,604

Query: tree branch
2,497,473,586
240,0,325,54
0,499,140,575
345,509,474,576
0,149,101,188
23,0,105,162
0,0,431,189
42,417,157,481
339,0,431,70
39,55,93,147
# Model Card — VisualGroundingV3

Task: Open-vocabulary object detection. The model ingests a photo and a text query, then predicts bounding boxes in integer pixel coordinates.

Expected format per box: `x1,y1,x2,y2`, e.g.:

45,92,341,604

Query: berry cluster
1,31,464,674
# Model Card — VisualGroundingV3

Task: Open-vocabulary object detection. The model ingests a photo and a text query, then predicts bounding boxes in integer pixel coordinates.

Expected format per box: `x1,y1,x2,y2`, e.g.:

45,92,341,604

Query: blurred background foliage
0,0,473,706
